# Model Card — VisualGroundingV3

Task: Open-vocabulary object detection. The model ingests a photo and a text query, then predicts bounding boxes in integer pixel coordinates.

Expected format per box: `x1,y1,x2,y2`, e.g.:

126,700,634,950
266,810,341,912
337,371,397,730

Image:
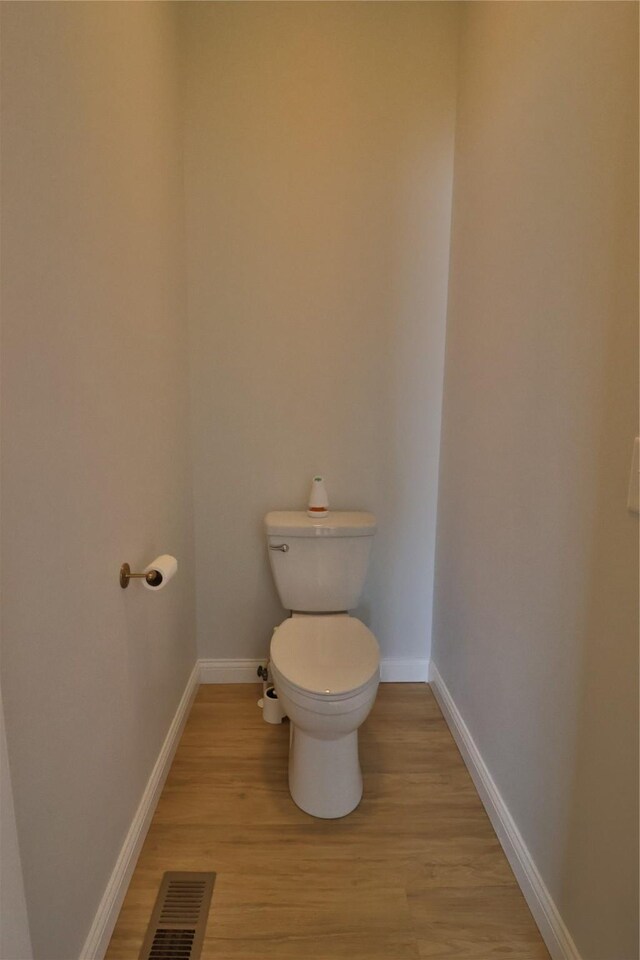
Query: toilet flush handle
269,543,289,552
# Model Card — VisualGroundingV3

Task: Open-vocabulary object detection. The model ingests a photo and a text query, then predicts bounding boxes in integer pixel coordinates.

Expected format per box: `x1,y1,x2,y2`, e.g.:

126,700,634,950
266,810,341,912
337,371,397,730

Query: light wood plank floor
106,684,549,959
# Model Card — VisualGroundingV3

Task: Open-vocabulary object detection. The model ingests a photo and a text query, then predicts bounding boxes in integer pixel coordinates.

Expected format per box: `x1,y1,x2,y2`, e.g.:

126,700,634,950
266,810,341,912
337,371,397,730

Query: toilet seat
271,616,379,699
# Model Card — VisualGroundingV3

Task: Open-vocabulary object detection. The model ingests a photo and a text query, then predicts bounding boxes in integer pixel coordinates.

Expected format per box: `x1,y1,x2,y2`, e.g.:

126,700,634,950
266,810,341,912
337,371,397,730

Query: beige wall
432,3,638,958
182,2,459,665
0,4,196,958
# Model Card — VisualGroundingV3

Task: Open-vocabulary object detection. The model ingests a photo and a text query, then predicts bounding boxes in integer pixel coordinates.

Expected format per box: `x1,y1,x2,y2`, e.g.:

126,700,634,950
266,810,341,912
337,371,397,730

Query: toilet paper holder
119,563,162,589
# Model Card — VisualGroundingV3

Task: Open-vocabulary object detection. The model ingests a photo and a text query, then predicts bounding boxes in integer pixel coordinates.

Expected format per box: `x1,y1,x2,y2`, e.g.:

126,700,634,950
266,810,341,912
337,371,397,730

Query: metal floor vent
139,872,216,960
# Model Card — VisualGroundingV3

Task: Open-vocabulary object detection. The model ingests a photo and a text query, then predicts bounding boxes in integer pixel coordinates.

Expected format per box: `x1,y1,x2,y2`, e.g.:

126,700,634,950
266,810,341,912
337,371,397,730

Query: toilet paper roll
143,554,178,591
262,685,285,724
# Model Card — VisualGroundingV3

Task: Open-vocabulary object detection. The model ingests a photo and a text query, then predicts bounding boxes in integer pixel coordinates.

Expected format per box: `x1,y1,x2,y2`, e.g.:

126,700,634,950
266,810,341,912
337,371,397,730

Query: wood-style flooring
106,683,549,959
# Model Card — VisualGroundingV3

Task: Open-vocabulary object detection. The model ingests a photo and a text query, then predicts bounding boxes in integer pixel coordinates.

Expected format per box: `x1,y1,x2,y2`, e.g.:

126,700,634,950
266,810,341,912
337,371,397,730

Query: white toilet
265,510,380,819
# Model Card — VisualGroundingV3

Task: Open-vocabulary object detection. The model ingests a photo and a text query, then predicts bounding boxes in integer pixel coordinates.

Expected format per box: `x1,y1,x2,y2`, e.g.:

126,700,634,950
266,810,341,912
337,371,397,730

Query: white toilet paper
143,554,178,591
262,686,285,724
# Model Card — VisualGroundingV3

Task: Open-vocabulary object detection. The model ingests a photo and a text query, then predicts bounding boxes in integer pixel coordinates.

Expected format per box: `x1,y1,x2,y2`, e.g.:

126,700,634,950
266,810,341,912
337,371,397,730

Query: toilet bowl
270,614,379,819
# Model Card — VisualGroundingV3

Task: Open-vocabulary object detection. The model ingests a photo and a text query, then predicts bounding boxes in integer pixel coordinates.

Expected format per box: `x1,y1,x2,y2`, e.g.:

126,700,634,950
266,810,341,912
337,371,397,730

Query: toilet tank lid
265,511,377,537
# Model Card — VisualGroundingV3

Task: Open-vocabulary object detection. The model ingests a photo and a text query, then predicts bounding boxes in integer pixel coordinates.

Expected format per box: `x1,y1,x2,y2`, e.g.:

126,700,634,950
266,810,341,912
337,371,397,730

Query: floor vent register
138,872,216,960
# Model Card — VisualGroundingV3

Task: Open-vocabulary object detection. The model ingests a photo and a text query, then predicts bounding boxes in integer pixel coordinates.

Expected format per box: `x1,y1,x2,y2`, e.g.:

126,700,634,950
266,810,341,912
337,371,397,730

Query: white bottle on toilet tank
307,476,329,519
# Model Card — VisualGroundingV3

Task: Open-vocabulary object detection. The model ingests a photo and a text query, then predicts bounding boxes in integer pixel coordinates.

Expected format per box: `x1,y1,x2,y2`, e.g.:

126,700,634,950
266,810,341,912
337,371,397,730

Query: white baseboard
198,657,430,684
429,663,582,960
80,662,200,960
380,658,429,682
198,658,263,683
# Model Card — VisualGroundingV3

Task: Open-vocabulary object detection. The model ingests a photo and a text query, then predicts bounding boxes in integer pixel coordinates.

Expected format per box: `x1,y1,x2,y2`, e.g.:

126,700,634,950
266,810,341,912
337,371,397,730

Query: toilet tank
265,511,376,613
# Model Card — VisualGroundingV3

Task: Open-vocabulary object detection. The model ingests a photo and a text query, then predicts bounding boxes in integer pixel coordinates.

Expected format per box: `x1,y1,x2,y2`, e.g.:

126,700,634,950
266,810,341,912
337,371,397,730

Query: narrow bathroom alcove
0,3,637,960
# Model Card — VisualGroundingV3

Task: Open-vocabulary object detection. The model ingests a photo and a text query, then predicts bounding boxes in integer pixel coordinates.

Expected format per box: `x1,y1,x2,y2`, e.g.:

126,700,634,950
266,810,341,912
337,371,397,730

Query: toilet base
288,725,363,819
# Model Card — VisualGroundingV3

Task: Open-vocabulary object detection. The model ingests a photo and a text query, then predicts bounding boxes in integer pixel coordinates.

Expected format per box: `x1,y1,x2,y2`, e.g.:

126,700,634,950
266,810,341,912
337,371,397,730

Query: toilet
265,510,380,818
